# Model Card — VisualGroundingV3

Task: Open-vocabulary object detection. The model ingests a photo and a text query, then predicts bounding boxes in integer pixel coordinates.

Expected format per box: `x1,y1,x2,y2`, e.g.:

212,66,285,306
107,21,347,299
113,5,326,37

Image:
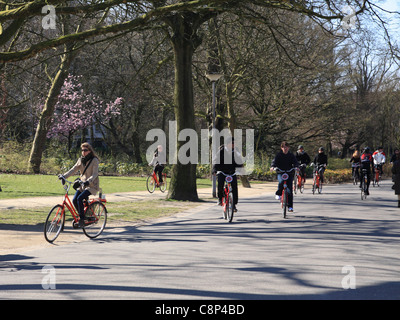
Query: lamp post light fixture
205,73,223,198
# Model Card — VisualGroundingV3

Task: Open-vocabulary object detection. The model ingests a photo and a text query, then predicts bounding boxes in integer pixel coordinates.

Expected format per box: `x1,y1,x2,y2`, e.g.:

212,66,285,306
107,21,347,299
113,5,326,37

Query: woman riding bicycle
270,141,299,212
350,150,361,182
149,145,166,185
212,137,243,212
59,142,100,228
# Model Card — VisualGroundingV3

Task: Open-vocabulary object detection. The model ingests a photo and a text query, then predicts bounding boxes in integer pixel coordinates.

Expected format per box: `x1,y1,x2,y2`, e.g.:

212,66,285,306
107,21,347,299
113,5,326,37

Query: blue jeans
73,190,91,220
276,173,294,208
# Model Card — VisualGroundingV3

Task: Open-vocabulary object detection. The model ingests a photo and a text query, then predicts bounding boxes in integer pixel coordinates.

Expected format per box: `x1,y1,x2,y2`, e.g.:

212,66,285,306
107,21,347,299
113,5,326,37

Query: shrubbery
0,142,376,183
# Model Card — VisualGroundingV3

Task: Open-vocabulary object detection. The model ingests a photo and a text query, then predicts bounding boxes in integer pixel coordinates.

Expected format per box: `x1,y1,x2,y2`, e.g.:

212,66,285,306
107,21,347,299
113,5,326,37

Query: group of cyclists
211,140,397,214
59,140,395,227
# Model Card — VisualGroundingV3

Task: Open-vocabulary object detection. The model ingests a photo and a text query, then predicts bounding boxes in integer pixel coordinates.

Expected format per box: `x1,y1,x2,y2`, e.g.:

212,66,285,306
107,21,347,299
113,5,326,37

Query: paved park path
1,180,399,300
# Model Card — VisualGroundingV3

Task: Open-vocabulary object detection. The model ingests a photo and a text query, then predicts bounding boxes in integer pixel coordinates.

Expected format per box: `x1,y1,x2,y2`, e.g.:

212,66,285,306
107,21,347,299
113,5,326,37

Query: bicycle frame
360,169,369,199
217,171,236,222
275,168,295,218
312,165,324,194
373,164,381,187
60,180,106,225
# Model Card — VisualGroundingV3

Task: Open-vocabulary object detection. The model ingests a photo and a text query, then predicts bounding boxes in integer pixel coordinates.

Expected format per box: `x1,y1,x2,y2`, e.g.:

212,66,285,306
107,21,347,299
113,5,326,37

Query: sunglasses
81,149,89,152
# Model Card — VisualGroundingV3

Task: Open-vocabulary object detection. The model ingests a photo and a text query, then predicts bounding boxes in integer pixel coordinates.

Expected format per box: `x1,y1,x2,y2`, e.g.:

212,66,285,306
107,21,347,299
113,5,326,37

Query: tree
1,0,396,199
46,74,122,152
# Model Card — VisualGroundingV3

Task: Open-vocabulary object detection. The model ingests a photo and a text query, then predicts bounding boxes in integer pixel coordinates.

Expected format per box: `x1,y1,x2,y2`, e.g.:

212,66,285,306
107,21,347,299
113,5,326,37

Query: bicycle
146,170,167,193
372,164,382,187
360,168,369,200
44,178,107,243
294,164,305,194
274,168,296,219
312,164,324,194
217,171,237,223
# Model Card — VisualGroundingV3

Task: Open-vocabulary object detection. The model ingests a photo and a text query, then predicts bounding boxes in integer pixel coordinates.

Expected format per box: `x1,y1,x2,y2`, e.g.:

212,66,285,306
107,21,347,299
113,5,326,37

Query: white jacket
373,152,386,165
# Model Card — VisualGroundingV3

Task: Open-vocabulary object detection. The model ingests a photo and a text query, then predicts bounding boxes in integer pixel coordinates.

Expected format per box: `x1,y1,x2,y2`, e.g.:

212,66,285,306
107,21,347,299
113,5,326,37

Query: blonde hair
81,142,100,160
353,150,360,158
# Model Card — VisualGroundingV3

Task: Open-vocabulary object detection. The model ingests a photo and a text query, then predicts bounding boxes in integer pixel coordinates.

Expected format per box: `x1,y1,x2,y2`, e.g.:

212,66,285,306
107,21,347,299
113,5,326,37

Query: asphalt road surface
1,180,399,301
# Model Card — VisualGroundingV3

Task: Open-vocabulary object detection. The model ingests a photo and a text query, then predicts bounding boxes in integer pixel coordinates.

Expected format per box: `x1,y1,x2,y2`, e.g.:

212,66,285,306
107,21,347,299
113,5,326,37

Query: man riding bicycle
312,147,328,183
212,137,244,212
270,141,299,212
372,146,386,176
296,145,311,183
361,147,373,195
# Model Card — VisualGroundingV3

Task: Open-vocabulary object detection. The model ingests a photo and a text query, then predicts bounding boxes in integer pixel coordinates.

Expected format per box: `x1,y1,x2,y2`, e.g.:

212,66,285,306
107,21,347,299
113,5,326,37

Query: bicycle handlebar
273,167,297,173
216,171,237,177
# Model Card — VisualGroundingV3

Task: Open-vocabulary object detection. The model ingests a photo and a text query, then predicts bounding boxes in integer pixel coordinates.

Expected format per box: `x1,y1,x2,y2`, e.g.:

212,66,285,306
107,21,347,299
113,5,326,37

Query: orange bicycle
294,164,306,194
44,178,107,243
146,170,167,193
372,164,381,187
312,164,324,194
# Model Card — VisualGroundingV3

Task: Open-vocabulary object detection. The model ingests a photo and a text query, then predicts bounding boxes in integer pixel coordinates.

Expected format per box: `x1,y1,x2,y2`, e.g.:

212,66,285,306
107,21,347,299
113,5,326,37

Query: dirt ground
0,183,276,254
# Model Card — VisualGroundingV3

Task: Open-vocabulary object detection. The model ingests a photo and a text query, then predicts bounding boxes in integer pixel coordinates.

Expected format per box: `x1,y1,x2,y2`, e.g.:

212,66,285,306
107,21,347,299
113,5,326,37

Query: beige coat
64,157,100,195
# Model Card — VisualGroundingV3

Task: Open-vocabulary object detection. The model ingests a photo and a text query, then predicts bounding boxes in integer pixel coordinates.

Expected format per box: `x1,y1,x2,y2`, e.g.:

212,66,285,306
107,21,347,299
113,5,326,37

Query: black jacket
271,151,299,171
313,153,328,166
212,146,243,174
296,151,311,166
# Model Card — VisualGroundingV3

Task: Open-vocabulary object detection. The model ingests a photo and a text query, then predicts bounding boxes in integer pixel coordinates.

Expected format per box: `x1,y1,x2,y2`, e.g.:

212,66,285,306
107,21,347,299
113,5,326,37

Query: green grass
0,174,212,200
0,174,211,226
0,199,201,227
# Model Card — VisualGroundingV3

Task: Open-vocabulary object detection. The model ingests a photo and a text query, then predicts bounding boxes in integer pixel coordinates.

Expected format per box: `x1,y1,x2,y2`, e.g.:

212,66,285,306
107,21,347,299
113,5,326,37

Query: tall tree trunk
166,13,202,201
28,49,76,173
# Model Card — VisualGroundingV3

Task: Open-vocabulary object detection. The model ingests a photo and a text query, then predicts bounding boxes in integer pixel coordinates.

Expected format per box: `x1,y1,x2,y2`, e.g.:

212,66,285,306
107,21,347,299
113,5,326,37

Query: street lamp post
206,73,223,198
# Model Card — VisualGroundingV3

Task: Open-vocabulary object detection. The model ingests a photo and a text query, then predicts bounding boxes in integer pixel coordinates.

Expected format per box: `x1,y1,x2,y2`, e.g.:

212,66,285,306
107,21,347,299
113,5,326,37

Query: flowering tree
47,74,122,152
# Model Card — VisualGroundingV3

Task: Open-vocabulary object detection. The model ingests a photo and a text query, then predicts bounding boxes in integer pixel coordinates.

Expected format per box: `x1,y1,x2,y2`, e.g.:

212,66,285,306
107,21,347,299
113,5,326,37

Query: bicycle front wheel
282,189,287,219
226,192,234,223
83,201,107,239
146,175,156,193
44,204,65,243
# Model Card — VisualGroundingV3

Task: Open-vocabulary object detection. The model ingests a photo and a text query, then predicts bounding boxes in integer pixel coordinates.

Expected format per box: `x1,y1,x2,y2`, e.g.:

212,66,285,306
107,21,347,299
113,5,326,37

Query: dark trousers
73,189,91,220
217,174,238,205
276,173,294,207
154,165,164,183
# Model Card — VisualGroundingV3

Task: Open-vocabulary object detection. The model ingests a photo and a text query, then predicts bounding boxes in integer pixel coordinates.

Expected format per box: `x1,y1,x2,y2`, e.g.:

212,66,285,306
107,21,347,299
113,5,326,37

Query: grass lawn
0,173,212,199
0,174,211,226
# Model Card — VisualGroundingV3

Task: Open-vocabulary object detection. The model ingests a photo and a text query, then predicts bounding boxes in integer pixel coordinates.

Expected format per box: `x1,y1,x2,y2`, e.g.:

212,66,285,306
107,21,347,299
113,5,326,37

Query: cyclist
312,147,328,183
360,147,373,195
392,154,400,207
372,146,386,176
270,141,299,212
295,145,311,183
350,150,361,182
149,145,166,186
59,142,100,228
212,137,243,212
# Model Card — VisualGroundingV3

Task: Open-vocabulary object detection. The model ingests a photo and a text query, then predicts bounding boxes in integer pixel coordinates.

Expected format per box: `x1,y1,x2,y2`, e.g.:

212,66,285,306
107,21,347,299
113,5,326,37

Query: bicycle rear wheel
146,175,156,193
44,204,65,243
300,178,305,193
318,180,323,194
226,192,234,223
83,201,107,239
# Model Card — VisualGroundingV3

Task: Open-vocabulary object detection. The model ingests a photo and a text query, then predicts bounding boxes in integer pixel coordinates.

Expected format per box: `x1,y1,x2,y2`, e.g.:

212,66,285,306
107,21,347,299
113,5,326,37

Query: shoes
275,195,281,200
365,190,370,195
77,219,85,228
233,206,238,212
288,207,294,212
217,199,222,206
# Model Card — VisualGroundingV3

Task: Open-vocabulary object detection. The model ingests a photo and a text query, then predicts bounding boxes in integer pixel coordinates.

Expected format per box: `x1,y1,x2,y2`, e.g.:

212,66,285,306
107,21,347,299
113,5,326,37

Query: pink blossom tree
47,74,122,152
